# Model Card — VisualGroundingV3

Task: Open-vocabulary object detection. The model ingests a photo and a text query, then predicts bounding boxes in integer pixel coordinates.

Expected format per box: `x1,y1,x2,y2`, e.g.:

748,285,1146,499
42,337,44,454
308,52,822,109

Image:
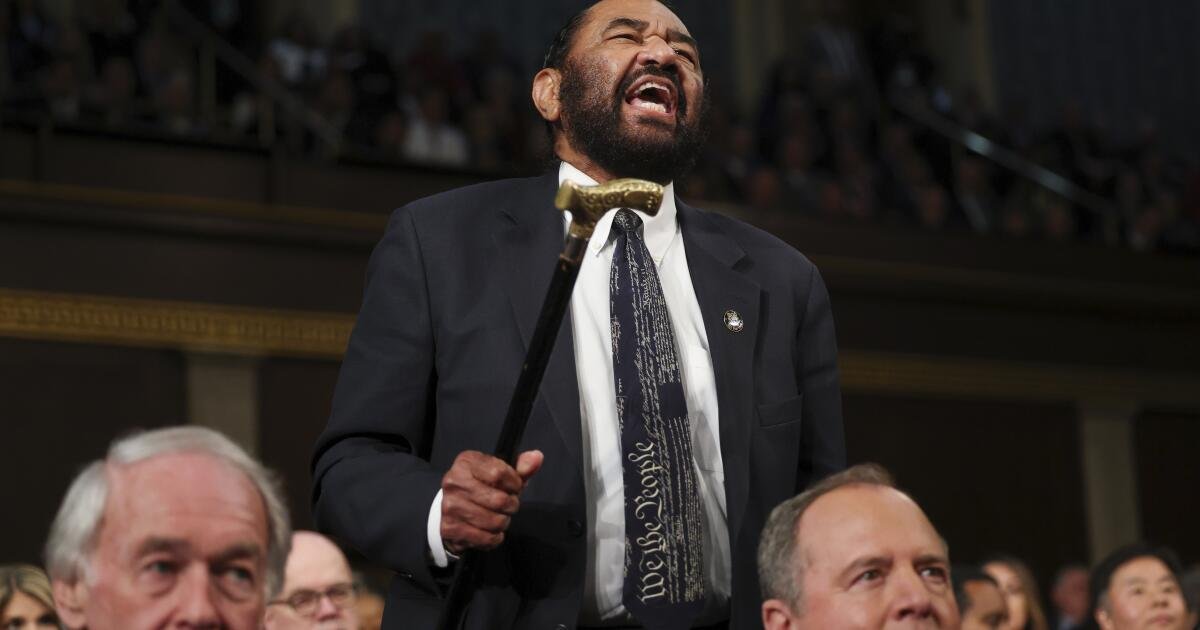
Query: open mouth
624,75,678,117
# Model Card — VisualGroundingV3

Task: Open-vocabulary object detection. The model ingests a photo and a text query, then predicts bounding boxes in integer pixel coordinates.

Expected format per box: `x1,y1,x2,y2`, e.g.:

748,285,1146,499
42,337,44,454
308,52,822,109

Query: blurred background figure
984,556,1050,630
0,564,59,629
1087,544,1189,630
1050,564,1090,630
352,574,385,630
953,565,1011,630
264,531,361,630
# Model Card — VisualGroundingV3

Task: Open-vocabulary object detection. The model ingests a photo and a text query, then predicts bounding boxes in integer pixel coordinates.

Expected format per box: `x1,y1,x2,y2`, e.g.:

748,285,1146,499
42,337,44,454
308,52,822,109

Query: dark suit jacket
311,172,845,629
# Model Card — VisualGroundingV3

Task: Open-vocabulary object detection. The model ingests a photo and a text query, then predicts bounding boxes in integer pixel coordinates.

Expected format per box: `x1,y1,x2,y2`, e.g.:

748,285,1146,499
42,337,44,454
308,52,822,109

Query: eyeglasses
270,582,358,618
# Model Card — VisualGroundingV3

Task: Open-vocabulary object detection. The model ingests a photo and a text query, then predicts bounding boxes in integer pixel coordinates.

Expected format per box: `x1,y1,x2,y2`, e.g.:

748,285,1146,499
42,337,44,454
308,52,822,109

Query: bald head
264,531,359,629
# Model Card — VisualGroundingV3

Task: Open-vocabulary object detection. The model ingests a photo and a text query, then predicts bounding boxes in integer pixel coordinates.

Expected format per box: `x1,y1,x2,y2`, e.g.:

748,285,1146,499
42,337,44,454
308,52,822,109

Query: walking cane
436,177,665,630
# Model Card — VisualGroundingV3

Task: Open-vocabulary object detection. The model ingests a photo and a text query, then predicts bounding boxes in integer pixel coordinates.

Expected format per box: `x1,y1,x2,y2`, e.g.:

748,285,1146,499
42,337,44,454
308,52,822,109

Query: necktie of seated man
610,209,705,630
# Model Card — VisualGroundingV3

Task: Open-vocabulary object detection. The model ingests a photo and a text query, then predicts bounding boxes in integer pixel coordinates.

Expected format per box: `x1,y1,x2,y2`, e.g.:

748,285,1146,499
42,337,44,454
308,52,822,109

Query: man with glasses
265,531,361,630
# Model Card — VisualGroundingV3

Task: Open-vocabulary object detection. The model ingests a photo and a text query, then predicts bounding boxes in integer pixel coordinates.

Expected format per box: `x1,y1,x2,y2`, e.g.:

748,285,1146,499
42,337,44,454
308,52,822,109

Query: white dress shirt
428,162,730,625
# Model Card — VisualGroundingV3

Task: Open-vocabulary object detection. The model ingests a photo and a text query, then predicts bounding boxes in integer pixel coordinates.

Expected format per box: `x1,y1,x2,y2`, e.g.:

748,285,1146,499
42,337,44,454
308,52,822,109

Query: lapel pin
724,309,744,333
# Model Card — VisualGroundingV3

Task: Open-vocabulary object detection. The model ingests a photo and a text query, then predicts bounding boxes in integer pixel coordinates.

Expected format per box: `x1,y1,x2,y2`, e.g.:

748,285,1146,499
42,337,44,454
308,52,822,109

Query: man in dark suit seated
311,1,845,628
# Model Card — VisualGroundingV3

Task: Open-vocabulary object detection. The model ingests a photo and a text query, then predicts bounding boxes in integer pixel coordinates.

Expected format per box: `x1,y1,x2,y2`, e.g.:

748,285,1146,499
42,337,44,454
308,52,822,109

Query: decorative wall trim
0,288,351,358
839,350,1200,406
0,178,387,232
2,287,1197,406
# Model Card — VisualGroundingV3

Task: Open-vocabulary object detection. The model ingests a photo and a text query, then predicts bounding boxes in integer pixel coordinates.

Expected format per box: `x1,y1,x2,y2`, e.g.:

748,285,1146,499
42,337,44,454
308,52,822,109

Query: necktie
609,209,705,630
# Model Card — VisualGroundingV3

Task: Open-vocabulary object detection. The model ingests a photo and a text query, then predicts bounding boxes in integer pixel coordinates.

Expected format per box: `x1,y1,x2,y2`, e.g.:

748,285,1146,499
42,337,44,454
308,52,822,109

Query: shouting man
312,1,845,628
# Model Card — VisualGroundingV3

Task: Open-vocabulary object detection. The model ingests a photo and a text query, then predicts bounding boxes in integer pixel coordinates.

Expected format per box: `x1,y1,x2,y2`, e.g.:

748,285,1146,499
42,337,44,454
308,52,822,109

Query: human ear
531,68,562,124
1095,607,1114,630
52,579,88,630
762,598,798,630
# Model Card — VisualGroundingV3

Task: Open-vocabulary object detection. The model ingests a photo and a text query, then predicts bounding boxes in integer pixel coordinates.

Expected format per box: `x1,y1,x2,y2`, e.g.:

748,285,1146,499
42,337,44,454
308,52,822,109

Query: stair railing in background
163,0,344,157
891,94,1117,229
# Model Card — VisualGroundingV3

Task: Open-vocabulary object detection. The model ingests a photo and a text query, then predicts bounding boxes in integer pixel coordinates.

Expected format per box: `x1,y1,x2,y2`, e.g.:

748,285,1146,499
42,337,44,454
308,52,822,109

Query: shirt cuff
426,489,459,568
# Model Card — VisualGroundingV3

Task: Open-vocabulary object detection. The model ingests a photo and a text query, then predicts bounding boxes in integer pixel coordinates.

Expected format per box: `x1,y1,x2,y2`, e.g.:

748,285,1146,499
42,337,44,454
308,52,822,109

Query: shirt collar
557,161,678,263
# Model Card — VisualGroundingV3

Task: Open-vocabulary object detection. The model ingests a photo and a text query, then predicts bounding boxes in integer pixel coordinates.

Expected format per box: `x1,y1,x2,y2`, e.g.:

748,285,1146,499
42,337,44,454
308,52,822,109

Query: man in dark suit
311,1,845,628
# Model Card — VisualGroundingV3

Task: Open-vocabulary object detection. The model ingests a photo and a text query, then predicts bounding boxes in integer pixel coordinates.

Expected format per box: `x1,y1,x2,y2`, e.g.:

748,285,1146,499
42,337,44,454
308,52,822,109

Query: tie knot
611,209,643,235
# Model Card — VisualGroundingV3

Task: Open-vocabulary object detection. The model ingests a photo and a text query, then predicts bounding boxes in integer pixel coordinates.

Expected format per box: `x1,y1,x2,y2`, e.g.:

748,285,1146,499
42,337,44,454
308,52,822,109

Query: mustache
616,66,687,116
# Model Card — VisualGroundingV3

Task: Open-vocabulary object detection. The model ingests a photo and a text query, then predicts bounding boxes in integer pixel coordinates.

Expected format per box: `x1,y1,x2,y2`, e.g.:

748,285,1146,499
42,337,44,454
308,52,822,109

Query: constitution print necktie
609,209,705,630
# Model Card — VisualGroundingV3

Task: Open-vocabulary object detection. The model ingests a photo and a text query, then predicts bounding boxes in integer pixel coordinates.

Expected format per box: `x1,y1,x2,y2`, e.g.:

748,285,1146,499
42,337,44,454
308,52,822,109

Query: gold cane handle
555,178,665,239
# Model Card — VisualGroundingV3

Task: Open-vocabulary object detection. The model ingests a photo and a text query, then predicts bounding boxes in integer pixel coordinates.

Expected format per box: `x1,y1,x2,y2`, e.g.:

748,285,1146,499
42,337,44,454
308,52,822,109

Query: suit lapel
493,173,583,465
678,201,762,549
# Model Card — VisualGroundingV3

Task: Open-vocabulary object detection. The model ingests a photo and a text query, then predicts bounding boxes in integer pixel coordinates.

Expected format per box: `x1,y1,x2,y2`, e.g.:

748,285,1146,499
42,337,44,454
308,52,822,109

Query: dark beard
558,58,709,185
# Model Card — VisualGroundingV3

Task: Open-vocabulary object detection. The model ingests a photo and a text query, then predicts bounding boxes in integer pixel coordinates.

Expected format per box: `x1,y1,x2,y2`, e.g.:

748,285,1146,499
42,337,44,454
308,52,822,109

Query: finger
470,456,524,494
442,522,505,552
514,450,544,482
442,494,514,533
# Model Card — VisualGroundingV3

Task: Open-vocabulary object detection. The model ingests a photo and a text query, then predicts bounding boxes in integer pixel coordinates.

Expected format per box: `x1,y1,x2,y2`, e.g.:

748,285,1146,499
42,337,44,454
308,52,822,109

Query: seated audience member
353,577,385,630
264,530,360,629
1180,566,1200,629
44,426,291,630
757,463,959,629
1050,564,1090,630
0,564,59,629
953,565,1010,630
1088,544,1188,630
984,555,1050,630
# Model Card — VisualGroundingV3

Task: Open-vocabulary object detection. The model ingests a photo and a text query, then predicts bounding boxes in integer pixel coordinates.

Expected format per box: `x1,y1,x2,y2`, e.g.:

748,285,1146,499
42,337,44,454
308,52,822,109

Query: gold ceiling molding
2,287,1196,406
0,179,387,232
0,288,352,358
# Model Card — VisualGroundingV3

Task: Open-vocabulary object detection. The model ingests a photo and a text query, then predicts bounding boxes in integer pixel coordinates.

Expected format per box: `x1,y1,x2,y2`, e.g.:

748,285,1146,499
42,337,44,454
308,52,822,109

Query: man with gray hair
757,463,959,629
45,425,291,630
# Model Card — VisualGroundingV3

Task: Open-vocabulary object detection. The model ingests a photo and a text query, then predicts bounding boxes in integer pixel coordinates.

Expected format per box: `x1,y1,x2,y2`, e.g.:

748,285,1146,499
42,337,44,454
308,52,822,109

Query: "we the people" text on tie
609,209,705,630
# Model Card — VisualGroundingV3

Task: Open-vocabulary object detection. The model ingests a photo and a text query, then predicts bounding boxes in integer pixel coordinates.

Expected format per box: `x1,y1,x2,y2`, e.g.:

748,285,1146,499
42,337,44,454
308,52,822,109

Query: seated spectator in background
402,86,469,167
954,566,1010,630
264,531,360,630
269,12,327,89
758,463,959,629
1088,544,1189,630
984,555,1050,630
1180,566,1200,630
0,564,59,629
953,155,1001,234
1050,564,1090,630
45,426,291,630
350,573,384,628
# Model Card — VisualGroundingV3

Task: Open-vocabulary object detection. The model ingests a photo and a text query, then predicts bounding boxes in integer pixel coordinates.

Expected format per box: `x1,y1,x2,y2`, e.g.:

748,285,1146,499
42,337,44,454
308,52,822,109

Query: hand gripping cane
436,178,664,630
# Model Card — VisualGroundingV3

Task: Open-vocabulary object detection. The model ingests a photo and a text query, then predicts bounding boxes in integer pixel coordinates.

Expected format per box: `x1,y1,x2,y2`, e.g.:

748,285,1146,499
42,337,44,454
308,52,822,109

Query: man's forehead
583,0,690,36
1114,557,1173,583
101,453,267,548
797,485,944,567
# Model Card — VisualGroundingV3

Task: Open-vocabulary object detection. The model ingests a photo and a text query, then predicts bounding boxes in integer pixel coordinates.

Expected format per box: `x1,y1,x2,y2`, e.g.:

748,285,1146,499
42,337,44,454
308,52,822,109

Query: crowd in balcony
2,0,1198,254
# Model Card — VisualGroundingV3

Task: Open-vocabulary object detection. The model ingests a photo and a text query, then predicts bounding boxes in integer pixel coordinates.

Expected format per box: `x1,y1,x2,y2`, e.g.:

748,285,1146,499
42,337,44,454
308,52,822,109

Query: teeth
637,81,668,96
633,100,667,113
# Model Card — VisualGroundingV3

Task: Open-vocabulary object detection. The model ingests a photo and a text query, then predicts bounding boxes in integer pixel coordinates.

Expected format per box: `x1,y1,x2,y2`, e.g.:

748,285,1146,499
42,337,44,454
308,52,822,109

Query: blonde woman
0,564,59,629
984,555,1050,630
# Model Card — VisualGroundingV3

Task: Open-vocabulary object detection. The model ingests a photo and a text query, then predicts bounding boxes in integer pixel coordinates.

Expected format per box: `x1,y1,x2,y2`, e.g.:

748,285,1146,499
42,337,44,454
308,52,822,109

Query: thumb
514,450,544,482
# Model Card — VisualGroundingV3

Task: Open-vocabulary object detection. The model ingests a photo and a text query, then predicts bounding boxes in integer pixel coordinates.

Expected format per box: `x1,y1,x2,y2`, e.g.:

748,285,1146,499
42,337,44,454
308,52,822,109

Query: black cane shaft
436,233,587,630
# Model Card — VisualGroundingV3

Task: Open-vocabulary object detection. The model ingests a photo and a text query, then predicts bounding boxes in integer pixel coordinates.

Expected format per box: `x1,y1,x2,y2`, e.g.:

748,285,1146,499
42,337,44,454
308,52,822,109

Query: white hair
44,426,292,597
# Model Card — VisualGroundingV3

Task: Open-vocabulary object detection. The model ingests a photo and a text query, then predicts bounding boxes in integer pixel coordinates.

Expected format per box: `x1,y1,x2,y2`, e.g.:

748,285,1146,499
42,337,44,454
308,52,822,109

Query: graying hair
757,463,897,611
44,426,292,597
